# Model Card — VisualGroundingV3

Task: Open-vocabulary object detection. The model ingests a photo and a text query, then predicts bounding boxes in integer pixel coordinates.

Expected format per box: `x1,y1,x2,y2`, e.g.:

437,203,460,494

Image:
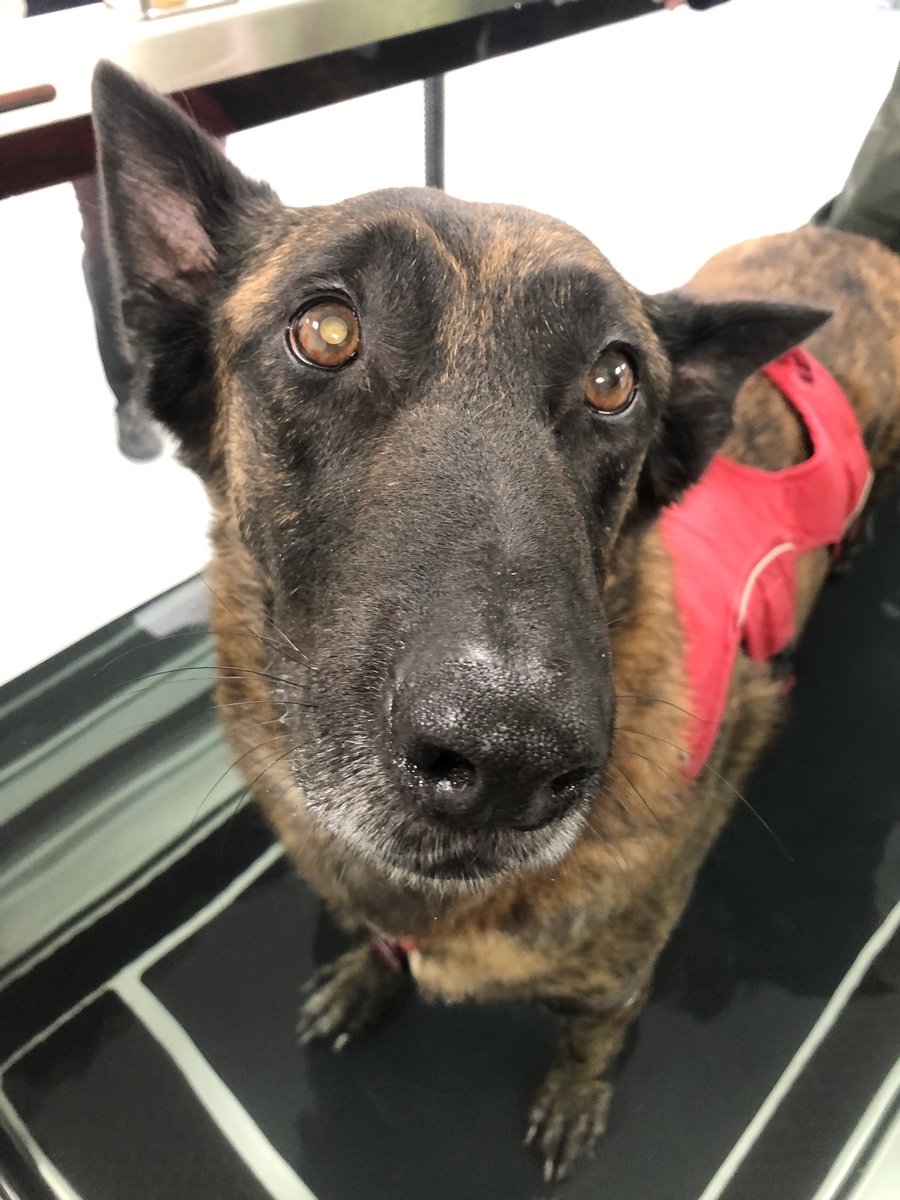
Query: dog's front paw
297,943,407,1051
526,1065,612,1182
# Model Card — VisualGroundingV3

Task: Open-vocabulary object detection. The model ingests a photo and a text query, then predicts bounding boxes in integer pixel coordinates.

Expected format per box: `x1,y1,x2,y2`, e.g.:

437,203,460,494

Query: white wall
1,0,898,683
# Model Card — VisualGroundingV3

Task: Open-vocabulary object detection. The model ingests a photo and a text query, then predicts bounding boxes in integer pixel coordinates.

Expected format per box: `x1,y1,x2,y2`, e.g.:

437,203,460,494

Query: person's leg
72,173,164,461
812,62,900,254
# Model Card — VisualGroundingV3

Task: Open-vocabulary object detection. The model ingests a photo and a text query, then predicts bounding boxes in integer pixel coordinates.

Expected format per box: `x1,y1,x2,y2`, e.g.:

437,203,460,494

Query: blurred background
1,0,898,684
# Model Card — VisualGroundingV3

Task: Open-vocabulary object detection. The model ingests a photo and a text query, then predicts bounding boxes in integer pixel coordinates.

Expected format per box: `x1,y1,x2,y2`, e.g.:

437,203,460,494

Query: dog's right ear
638,290,831,512
91,61,272,471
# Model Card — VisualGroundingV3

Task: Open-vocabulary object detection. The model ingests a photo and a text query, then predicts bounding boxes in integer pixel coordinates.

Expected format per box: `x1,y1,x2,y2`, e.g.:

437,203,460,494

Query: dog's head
92,64,828,893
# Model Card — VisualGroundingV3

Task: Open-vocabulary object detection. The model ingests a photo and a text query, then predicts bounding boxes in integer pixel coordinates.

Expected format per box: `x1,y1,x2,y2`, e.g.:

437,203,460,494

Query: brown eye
288,298,360,369
585,347,637,414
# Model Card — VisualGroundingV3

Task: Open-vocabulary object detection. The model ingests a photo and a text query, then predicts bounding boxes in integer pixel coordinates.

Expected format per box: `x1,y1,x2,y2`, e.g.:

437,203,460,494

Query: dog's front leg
297,942,409,1050
527,985,647,1181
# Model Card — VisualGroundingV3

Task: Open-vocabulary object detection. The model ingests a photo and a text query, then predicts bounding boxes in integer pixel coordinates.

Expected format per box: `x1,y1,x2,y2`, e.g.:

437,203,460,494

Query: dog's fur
93,63,900,1179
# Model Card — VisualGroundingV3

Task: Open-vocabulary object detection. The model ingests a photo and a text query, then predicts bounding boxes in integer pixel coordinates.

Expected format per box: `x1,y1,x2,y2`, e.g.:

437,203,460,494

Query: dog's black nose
390,657,607,830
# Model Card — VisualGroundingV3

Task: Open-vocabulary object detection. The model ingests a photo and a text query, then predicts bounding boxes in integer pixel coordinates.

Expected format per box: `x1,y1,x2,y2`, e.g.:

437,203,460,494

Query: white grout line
698,894,900,1200
115,974,317,1200
849,1093,900,1200
811,1057,900,1200
129,842,286,979
0,843,283,1077
0,1089,85,1200
0,844,298,1199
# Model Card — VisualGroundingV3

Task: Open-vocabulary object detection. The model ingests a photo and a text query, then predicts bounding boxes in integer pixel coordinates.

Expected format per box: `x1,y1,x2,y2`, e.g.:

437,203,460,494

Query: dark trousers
813,62,900,254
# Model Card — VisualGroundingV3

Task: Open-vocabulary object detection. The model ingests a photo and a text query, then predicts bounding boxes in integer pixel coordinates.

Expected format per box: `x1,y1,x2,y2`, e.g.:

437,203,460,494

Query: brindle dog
93,62,900,1180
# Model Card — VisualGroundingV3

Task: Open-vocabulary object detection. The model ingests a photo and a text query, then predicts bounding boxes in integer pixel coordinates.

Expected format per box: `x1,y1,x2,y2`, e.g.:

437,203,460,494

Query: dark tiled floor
2,489,899,1199
4,993,271,1200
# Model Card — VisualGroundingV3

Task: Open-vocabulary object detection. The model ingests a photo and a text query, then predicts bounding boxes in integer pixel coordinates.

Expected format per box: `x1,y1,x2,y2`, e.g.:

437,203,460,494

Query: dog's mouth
419,854,478,879
413,850,503,887
292,750,590,894
393,808,589,893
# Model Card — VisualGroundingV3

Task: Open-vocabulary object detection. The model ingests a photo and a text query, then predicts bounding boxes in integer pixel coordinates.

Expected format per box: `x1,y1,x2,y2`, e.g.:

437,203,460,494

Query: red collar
369,928,416,970
660,349,872,778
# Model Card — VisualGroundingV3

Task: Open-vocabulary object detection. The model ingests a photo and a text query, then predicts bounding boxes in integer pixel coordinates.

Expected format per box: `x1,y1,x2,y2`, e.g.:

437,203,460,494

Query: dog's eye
288,299,360,369
585,347,637,414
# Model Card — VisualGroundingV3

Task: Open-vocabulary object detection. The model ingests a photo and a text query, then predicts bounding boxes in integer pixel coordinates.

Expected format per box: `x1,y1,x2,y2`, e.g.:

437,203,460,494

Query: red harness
660,348,872,778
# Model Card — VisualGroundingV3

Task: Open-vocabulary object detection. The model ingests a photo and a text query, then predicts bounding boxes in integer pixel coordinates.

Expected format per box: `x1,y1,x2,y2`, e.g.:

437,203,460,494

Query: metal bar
424,74,445,190
0,0,659,198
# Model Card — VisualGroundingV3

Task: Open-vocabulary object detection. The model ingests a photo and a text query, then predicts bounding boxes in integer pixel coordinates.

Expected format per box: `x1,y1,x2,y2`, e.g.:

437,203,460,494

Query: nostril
549,763,594,797
405,744,477,792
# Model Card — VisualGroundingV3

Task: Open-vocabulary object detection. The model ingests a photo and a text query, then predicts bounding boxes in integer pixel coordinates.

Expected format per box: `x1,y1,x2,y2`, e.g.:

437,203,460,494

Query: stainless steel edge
0,0,538,140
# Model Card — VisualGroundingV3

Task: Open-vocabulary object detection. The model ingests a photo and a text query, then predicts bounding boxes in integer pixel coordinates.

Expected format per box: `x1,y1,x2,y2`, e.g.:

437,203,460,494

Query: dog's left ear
92,61,274,471
639,291,831,510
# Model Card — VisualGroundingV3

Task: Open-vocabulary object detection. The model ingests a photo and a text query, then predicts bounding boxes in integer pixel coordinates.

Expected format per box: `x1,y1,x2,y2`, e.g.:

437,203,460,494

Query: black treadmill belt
139,845,895,1200
145,865,560,1200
